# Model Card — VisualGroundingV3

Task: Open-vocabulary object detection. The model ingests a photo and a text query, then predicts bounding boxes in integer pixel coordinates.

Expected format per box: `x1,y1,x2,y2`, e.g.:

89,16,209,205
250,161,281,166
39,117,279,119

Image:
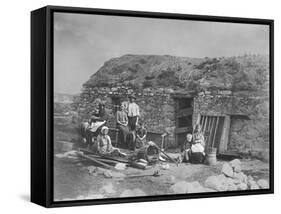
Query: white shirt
128,102,140,117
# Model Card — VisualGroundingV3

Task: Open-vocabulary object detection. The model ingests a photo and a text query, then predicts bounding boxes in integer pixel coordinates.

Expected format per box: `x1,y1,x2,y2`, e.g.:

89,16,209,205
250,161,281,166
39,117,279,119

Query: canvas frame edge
30,5,274,208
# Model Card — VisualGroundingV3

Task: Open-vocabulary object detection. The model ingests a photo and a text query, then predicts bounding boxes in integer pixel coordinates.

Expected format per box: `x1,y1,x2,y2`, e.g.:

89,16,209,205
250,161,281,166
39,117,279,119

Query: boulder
233,172,247,184
225,178,238,191
233,164,242,173
87,166,98,175
248,180,260,190
257,179,269,189
170,181,189,194
205,175,227,191
237,183,248,190
230,159,241,168
160,163,170,170
114,163,127,171
186,181,205,193
103,170,113,178
221,163,234,177
247,175,254,182
227,183,238,191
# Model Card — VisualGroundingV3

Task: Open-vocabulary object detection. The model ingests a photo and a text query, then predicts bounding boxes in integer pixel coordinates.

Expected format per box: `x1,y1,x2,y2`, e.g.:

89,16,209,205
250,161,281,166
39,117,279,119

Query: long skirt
117,124,129,147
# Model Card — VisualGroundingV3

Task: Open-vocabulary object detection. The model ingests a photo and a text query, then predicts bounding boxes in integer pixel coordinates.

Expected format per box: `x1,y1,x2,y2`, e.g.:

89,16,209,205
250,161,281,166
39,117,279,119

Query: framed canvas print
31,5,274,208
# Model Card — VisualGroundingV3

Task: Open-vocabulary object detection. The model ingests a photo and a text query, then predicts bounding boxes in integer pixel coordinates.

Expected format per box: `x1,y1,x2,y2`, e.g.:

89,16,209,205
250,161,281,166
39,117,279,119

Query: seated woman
189,124,205,164
135,122,147,149
193,124,205,147
116,104,130,147
96,126,126,157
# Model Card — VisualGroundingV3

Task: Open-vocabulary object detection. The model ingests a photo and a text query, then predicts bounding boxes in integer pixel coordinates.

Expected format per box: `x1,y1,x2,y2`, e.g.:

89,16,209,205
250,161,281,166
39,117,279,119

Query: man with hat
127,94,140,131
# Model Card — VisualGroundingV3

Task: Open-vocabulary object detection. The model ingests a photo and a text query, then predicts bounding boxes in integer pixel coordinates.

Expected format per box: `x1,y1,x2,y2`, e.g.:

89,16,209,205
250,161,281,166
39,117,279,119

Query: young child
96,126,126,157
181,133,193,162
135,122,147,149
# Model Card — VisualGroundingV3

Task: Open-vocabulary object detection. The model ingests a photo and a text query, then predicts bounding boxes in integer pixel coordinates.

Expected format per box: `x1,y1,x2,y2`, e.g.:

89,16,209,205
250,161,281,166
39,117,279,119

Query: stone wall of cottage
193,89,269,161
75,86,177,146
75,86,269,159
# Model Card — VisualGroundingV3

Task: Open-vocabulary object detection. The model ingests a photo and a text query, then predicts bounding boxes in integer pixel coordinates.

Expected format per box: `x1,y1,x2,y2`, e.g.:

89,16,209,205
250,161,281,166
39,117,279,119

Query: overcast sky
54,12,269,94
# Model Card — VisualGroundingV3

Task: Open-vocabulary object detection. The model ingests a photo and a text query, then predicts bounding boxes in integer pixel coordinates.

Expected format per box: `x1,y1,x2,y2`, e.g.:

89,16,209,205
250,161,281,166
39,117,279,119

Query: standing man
127,95,140,131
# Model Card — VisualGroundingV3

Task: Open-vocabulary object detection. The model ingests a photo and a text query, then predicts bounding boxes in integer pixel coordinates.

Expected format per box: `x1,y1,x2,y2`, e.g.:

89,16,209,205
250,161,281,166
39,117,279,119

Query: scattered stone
186,181,206,193
100,183,116,194
230,159,241,167
229,159,242,172
233,164,242,173
114,163,127,171
257,179,269,189
160,163,170,170
233,172,247,184
205,175,227,191
227,183,238,191
87,166,98,175
55,153,66,158
248,180,259,190
111,171,125,179
103,170,113,178
248,175,254,182
221,163,234,177
170,181,189,194
237,183,248,190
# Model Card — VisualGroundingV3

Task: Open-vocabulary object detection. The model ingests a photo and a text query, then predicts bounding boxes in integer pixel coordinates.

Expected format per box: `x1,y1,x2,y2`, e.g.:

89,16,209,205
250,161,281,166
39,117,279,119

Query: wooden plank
175,127,193,134
79,148,129,163
88,155,121,165
211,117,220,148
218,116,231,153
203,116,208,133
77,153,114,169
208,117,215,147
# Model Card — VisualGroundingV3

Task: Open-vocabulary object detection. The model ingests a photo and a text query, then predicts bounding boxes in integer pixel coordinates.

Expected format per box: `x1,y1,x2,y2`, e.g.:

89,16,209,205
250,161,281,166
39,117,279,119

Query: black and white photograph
53,10,272,202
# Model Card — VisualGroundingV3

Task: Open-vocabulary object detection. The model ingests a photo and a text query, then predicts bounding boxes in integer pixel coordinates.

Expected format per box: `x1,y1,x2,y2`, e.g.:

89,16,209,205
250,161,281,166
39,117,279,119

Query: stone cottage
74,54,270,160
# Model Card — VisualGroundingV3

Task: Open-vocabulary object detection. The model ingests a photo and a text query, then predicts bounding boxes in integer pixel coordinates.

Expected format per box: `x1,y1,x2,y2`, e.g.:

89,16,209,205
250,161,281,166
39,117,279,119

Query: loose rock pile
170,159,269,194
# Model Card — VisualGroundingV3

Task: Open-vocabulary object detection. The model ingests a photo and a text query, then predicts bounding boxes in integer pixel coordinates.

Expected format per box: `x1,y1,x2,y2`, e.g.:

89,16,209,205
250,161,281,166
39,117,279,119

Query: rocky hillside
83,54,269,93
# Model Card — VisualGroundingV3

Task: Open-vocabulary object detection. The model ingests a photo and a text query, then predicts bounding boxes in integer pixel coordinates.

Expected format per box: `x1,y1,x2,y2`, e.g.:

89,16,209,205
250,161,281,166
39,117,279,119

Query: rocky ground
54,152,269,201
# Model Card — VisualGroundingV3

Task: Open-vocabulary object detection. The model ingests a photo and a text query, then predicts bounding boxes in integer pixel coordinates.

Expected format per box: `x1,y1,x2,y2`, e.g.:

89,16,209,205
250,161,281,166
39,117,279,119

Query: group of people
81,96,206,163
180,124,206,164
80,95,147,157
116,95,147,150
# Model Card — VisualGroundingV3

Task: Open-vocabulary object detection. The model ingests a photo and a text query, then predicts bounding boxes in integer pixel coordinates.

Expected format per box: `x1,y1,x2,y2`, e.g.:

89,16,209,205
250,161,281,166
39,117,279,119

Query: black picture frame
31,5,274,208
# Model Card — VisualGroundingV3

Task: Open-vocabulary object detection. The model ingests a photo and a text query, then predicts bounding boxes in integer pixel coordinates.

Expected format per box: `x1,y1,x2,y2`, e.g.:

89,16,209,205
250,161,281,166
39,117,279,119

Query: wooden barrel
205,147,217,165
